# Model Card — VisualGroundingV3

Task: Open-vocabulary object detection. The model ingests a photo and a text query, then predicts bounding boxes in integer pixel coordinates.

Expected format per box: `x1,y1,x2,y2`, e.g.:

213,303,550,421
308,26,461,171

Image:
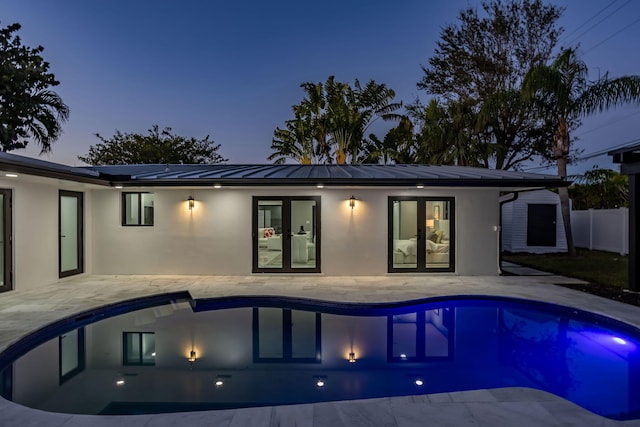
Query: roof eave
109,178,570,188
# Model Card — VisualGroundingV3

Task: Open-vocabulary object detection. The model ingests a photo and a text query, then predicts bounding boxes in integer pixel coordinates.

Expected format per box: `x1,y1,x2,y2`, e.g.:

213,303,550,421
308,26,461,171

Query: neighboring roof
0,152,569,188
610,143,640,164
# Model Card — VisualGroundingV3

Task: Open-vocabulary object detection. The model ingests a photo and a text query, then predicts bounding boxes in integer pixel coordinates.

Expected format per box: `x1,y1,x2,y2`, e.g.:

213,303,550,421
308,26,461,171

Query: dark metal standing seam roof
83,163,569,188
0,152,568,188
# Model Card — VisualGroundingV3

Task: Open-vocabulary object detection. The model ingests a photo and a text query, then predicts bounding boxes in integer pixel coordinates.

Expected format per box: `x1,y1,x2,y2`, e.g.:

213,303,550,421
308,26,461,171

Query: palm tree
525,48,640,256
1,89,70,153
270,76,402,164
409,98,485,166
359,117,414,164
268,113,314,164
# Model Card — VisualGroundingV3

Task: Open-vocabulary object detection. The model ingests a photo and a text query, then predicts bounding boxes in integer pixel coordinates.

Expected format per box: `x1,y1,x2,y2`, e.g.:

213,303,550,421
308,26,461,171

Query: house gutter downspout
498,192,519,275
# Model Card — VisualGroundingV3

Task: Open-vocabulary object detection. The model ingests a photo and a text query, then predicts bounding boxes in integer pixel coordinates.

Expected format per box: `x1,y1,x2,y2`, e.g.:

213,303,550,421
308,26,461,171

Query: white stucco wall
90,187,501,276
0,173,503,290
0,175,95,291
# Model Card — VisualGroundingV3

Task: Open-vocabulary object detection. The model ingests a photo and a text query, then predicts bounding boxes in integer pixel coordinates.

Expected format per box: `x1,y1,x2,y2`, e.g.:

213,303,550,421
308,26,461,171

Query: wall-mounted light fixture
187,196,195,210
416,184,424,189
187,350,197,364
348,352,356,363
4,173,18,178
349,195,357,209
213,184,222,189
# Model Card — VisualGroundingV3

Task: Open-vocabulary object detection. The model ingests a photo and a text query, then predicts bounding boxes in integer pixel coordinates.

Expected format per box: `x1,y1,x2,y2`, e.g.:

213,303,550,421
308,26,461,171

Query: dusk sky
3,0,640,176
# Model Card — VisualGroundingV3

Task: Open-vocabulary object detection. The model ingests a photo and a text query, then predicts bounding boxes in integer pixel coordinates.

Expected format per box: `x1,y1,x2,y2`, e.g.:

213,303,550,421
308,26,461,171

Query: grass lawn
503,249,628,288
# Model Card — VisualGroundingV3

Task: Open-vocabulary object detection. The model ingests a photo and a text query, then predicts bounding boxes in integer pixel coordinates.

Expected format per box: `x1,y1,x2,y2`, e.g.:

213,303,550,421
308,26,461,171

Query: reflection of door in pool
59,191,84,278
253,197,320,273
0,189,12,292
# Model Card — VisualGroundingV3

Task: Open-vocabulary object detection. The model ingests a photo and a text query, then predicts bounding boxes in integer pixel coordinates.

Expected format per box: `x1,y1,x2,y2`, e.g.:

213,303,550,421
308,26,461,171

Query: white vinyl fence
571,208,629,255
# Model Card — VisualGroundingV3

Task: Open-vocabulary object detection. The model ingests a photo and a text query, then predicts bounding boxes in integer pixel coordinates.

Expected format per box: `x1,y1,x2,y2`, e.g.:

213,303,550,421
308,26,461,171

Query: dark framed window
388,197,455,273
0,188,12,292
123,332,156,365
253,308,321,363
387,307,453,362
122,192,154,226
252,196,321,273
59,190,84,278
59,327,85,384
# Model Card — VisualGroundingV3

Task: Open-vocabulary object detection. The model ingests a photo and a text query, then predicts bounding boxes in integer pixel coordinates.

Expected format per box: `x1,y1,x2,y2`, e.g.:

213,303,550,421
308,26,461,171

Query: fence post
622,207,629,255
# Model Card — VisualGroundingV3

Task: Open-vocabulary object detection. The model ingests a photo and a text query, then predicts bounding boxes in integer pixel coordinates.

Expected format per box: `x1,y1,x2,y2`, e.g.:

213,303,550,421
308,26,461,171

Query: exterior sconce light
187,196,195,210
349,195,356,209
187,350,197,364
348,352,356,363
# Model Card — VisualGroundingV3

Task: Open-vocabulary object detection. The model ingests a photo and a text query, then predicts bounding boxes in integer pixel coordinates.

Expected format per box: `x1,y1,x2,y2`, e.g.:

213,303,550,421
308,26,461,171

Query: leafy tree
568,168,628,210
0,22,69,153
416,0,562,169
78,125,227,165
524,48,640,255
271,76,401,164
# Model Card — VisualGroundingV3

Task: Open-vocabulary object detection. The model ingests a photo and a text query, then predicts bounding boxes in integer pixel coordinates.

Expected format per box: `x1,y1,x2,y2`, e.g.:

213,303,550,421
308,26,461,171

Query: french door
253,196,320,273
59,191,84,278
0,189,12,292
388,197,455,273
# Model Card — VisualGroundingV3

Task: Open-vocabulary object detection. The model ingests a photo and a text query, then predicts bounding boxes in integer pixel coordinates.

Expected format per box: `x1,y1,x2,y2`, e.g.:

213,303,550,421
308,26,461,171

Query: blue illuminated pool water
1,293,639,420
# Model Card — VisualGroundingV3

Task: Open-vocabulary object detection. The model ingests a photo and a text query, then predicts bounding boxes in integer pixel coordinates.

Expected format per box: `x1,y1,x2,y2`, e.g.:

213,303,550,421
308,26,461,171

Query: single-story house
0,152,568,292
500,189,568,254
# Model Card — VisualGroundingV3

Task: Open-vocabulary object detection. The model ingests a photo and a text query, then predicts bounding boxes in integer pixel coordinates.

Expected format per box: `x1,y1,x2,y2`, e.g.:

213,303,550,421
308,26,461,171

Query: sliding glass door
0,189,11,292
59,191,84,278
389,197,455,273
253,196,320,273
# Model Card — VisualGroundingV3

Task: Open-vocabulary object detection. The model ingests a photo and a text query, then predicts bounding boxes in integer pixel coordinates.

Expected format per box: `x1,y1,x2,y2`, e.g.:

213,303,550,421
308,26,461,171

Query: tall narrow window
59,190,84,278
123,332,156,365
122,192,154,226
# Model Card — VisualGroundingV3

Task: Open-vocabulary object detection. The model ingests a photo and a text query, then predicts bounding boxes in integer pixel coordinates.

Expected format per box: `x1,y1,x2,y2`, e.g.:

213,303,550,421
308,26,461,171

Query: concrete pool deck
1,273,640,426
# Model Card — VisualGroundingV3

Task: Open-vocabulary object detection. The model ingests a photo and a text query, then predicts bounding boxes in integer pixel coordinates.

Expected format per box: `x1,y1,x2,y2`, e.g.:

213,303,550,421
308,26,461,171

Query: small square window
122,192,154,226
123,332,155,366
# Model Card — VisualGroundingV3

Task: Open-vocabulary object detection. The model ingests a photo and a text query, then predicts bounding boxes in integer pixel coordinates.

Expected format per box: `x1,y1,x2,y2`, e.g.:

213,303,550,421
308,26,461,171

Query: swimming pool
0,294,639,420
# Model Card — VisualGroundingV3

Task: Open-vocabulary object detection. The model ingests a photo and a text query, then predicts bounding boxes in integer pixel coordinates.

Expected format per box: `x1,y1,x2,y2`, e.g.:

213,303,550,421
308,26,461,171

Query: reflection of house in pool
6,297,639,418
0,152,568,292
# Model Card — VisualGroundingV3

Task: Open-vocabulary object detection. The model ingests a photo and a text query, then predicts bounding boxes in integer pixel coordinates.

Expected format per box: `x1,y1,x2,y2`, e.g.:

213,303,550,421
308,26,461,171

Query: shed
501,189,567,254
